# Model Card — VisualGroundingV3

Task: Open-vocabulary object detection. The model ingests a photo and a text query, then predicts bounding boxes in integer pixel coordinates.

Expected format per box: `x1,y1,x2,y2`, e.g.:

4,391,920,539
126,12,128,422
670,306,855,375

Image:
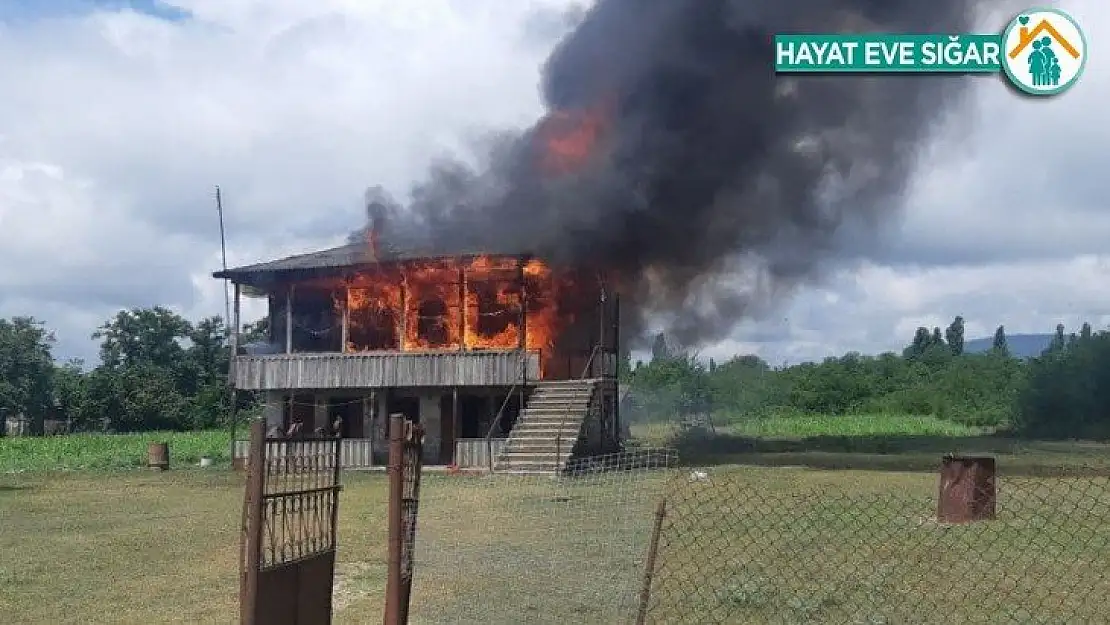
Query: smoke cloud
354,0,988,348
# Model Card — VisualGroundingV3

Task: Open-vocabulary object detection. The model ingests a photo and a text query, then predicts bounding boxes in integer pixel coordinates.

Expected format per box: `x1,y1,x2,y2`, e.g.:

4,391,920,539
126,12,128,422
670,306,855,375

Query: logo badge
1000,8,1087,96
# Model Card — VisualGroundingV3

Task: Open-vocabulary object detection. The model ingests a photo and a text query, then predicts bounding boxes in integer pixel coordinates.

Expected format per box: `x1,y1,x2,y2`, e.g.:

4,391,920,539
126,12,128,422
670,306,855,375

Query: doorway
327,396,364,438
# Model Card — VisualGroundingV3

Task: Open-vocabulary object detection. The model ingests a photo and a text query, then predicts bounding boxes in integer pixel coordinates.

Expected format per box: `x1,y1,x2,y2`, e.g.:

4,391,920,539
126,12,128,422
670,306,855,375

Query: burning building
216,242,621,473
218,0,979,471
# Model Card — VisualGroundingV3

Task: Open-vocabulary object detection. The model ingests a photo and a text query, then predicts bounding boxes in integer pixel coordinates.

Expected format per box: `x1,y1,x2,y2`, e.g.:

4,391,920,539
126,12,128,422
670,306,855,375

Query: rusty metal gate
384,413,425,625
240,419,342,625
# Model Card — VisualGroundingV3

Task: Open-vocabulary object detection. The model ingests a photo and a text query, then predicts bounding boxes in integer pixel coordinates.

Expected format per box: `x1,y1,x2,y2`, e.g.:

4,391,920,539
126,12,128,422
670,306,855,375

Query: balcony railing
231,349,541,390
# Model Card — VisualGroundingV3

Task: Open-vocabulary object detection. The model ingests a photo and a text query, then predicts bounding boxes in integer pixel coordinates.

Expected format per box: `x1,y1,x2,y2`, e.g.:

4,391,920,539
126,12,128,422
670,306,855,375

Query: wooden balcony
231,349,540,391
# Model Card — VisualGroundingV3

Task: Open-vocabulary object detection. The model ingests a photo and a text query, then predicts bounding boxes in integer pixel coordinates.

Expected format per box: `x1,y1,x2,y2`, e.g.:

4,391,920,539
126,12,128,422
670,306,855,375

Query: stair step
534,379,599,387
496,457,566,466
504,442,569,451
526,397,592,405
516,413,585,422
509,424,582,432
503,449,573,458
506,433,580,442
524,398,592,406
525,399,592,407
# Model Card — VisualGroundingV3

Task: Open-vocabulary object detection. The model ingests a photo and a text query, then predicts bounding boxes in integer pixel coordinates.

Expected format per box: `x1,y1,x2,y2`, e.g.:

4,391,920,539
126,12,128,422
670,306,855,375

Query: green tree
0,317,56,433
992,325,1009,355
904,327,931,359
87,307,195,431
945,316,965,356
1017,329,1110,438
650,332,670,362
1047,323,1067,354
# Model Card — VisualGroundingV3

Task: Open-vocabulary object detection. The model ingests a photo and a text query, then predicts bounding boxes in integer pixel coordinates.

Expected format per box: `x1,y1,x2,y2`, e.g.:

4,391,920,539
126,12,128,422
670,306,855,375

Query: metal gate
384,413,425,625
240,419,343,625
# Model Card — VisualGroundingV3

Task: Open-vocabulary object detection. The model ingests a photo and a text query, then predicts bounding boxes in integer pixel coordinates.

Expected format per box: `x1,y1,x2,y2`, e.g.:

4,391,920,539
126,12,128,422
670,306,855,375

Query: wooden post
518,256,527,352
938,455,997,523
451,387,459,465
398,278,407,350
458,265,466,351
341,285,350,353
384,413,405,625
284,285,294,354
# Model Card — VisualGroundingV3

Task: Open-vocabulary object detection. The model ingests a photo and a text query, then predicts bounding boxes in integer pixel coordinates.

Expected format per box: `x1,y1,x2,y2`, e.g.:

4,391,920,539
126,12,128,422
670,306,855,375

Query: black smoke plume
354,0,986,348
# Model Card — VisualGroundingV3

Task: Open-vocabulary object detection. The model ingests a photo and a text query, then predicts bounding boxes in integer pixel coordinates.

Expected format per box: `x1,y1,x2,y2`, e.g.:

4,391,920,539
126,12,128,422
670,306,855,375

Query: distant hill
964,333,1053,359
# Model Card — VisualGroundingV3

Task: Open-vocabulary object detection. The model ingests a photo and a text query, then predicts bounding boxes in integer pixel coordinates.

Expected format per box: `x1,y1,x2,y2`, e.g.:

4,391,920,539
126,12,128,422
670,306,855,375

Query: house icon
1009,17,1081,60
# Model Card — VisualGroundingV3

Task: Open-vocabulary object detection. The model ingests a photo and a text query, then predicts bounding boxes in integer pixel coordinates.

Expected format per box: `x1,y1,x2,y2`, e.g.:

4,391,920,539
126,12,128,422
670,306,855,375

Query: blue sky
0,0,189,22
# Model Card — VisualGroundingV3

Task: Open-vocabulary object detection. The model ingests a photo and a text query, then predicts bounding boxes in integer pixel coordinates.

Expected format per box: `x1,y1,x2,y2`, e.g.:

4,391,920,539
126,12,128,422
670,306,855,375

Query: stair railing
485,351,527,472
554,344,603,473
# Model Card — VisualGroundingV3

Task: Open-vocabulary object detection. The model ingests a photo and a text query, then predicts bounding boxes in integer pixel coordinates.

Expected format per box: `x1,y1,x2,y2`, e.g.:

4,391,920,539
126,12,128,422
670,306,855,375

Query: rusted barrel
147,441,170,471
937,455,996,523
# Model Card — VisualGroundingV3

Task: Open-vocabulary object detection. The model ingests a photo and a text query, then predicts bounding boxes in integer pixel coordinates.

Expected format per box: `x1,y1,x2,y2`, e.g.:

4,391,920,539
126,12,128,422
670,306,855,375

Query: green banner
774,34,1003,73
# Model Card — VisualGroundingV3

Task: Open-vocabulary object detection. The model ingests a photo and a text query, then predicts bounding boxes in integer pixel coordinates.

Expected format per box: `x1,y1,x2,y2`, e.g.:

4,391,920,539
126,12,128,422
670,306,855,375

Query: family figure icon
1028,37,1061,86
1002,10,1086,96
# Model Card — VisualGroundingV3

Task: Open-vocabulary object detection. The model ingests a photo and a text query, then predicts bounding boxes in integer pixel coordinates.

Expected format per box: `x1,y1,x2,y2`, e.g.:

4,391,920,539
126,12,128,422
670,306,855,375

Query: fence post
399,420,425,624
384,413,405,625
636,497,667,625
239,419,266,625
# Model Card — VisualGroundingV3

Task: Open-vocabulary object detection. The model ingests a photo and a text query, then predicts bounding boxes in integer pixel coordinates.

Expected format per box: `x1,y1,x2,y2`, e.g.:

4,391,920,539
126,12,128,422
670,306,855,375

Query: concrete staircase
493,379,598,475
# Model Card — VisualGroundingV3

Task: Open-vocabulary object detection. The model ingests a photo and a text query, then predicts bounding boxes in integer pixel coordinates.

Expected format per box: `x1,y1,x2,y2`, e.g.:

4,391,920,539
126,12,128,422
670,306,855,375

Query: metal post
240,419,266,625
613,292,621,443
228,283,241,458
635,498,667,625
598,280,606,379
384,413,404,625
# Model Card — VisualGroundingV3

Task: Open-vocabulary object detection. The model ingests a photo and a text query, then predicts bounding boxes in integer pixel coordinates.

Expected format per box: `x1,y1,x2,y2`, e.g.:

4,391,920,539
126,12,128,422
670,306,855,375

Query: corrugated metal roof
213,243,371,279
213,241,529,282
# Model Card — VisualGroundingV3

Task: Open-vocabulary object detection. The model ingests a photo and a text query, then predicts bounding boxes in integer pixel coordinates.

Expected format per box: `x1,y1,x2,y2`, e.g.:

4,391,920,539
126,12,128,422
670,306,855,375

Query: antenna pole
216,186,239,463
217,186,231,330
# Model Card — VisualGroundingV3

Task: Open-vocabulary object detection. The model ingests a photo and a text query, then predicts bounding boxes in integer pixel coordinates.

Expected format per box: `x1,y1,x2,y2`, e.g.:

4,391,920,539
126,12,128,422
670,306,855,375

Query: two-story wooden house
218,242,621,474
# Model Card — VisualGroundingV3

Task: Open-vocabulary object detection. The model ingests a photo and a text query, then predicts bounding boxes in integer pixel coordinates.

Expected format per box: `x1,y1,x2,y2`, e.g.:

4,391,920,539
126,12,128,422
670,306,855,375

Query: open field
0,430,232,473
631,413,1110,475
2,461,1109,624
631,412,990,444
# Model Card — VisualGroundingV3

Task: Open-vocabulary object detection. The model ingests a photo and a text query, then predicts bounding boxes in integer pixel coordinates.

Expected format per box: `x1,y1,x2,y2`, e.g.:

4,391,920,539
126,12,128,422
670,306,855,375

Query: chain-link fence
408,449,678,624
643,467,1110,624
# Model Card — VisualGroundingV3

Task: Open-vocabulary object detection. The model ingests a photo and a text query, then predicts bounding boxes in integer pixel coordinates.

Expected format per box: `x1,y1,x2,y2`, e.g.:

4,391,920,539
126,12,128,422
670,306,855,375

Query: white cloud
1,1,1107,367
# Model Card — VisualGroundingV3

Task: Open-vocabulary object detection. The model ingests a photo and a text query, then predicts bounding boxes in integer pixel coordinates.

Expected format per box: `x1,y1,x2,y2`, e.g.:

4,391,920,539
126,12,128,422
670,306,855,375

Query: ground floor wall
258,386,524,466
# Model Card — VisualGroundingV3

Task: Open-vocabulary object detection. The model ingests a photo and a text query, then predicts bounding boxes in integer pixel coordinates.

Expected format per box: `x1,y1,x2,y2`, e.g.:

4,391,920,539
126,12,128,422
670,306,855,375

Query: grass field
0,430,232,473
2,464,1109,624
632,412,989,442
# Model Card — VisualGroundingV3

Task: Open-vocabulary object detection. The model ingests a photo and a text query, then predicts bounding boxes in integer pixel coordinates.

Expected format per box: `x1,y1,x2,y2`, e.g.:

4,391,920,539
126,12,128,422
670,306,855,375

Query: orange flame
335,255,573,361
538,103,610,174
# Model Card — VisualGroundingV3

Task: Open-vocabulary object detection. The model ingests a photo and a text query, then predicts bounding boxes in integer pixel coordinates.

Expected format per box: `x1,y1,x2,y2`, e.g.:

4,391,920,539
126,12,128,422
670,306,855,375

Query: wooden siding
232,437,500,469
455,438,505,469
232,350,541,390
234,438,376,469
